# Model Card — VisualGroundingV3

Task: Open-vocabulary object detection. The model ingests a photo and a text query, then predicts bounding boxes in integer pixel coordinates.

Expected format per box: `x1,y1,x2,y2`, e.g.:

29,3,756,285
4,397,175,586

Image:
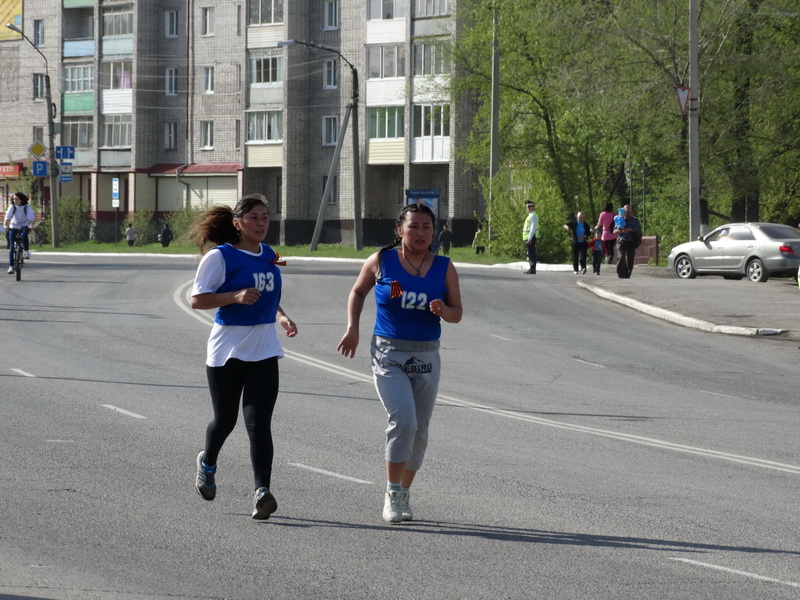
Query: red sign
0,164,21,177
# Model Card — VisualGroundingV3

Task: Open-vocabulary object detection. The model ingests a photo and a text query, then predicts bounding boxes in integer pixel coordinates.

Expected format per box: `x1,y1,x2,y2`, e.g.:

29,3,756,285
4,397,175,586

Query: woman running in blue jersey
338,203,463,523
189,193,297,520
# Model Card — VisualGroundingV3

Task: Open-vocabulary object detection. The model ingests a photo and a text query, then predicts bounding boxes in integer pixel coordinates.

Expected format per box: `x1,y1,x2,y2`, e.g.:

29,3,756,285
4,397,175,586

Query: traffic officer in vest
522,200,539,274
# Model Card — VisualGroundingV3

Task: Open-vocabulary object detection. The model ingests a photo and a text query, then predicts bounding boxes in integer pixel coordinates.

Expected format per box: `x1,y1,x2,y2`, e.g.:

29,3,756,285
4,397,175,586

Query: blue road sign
33,161,48,177
56,146,76,160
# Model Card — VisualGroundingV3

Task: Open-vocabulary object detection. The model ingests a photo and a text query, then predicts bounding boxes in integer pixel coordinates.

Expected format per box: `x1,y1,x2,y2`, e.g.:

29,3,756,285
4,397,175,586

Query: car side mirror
697,235,704,242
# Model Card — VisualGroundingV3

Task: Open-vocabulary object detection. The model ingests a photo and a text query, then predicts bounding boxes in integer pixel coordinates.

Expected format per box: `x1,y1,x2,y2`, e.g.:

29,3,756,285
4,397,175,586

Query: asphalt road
0,254,798,599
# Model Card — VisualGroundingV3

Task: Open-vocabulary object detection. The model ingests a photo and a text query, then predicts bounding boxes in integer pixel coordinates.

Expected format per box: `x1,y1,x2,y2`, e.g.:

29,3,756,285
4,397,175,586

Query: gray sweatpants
370,335,441,471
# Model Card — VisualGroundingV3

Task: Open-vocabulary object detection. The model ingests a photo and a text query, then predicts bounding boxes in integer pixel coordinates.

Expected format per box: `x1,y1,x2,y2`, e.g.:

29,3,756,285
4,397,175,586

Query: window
63,65,94,92
322,175,338,205
324,59,338,89
201,7,214,35
247,0,284,25
33,126,44,143
200,121,214,148
101,61,132,89
33,20,44,47
247,111,283,142
322,116,338,146
413,103,450,137
368,0,406,20
416,0,448,17
235,119,241,149
165,68,177,95
63,118,94,148
164,122,178,150
33,74,45,99
202,66,215,94
413,41,450,76
369,107,404,139
165,10,179,37
101,114,132,147
366,45,405,79
102,5,133,36
324,1,338,29
249,50,283,84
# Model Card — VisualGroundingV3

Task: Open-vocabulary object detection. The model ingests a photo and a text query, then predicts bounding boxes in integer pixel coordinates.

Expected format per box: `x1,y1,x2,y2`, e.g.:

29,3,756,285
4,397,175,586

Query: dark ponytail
190,193,269,254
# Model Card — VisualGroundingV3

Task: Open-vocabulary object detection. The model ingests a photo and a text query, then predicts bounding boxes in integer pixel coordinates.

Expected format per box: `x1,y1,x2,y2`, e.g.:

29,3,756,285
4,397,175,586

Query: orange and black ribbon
390,280,403,299
271,252,287,266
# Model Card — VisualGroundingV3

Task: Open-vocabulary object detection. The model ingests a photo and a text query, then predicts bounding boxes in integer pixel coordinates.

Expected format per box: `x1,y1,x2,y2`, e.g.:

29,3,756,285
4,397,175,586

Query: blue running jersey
214,243,282,326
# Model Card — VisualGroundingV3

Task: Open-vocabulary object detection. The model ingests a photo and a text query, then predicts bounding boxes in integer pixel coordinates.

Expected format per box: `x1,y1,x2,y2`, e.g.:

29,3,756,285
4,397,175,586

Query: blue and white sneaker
252,487,278,520
195,451,216,501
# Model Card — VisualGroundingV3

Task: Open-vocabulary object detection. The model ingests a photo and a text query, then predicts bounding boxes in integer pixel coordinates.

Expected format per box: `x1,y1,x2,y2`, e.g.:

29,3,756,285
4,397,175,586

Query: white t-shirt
6,204,35,229
192,247,283,367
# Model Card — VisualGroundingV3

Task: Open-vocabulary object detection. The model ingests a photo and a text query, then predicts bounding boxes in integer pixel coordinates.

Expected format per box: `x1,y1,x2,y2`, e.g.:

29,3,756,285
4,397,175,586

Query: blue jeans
8,228,29,266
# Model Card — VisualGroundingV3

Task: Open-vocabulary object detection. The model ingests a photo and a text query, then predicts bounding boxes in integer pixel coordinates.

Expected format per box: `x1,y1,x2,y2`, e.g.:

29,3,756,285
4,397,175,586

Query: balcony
64,0,93,7
64,38,95,58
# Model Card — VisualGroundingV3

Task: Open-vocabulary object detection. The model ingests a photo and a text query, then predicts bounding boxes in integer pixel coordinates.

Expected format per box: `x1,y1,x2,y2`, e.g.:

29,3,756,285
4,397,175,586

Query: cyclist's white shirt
6,204,35,229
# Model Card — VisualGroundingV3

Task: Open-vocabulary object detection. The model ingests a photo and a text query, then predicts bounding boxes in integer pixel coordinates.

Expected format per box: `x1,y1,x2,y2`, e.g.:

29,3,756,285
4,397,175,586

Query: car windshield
757,224,800,240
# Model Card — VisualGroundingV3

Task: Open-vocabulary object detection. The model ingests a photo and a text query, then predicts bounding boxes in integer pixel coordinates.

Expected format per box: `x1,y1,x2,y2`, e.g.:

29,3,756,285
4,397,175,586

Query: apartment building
0,0,482,245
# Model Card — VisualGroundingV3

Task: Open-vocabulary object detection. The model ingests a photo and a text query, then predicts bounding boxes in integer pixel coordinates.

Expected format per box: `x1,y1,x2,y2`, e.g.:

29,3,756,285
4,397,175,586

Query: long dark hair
12,192,29,205
190,193,269,254
603,202,613,213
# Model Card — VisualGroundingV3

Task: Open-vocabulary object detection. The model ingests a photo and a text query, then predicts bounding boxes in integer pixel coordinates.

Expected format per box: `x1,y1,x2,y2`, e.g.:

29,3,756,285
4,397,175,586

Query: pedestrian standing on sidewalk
590,228,605,274
337,203,463,523
564,211,590,274
595,202,617,264
614,204,642,279
522,201,539,274
189,193,298,520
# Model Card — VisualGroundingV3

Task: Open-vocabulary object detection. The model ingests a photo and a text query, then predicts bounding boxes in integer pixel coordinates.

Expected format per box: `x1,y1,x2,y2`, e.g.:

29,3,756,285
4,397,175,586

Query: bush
36,193,91,245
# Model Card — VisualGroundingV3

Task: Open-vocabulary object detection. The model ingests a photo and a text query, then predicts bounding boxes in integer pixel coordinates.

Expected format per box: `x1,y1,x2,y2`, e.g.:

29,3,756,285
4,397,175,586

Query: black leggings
204,357,279,490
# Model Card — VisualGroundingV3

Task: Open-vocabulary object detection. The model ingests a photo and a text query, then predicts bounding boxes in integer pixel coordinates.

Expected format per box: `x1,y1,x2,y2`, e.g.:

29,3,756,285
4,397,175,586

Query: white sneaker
382,490,405,523
7,266,14,274
23,251,30,259
400,490,413,521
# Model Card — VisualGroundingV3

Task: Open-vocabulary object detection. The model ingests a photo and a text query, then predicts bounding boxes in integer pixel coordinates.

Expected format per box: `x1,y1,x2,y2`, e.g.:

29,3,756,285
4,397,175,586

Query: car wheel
747,258,769,283
674,255,696,279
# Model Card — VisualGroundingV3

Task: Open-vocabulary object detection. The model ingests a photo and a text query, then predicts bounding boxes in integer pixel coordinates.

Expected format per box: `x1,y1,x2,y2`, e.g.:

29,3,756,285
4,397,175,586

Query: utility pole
688,0,701,240
488,6,500,243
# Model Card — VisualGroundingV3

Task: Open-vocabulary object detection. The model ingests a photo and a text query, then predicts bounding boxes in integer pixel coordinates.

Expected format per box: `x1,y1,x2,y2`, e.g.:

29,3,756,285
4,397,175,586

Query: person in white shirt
4,192,35,273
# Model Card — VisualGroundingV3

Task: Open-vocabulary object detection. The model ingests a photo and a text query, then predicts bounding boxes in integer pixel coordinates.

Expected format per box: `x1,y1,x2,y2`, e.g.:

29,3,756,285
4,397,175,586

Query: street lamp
6,22,60,248
277,39,362,250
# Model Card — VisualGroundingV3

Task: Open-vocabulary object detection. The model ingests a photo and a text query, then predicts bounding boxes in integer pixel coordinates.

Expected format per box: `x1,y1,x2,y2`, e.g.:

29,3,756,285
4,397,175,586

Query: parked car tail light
779,245,794,255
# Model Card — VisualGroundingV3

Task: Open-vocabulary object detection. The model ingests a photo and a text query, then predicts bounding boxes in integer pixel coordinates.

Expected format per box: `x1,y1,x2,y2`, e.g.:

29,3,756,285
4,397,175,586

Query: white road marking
700,390,739,399
45,440,75,443
12,368,35,377
289,463,374,485
572,357,606,368
101,404,146,419
175,280,800,476
670,558,800,588
490,334,512,341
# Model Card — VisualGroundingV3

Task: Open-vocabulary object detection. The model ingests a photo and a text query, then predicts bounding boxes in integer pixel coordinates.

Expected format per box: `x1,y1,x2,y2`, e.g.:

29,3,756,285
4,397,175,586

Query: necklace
403,251,427,277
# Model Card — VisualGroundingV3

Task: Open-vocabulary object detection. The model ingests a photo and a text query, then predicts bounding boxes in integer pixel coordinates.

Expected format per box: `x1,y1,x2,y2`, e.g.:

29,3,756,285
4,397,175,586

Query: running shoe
382,490,406,523
23,251,30,259
7,266,13,274
252,487,278,520
400,490,413,521
195,451,216,501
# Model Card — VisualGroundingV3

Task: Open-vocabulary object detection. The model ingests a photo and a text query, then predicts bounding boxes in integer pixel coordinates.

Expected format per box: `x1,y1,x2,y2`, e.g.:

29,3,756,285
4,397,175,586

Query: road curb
576,280,788,337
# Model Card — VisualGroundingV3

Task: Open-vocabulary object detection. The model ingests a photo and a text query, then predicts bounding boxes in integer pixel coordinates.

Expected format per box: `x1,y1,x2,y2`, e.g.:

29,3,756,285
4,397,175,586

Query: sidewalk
576,266,800,340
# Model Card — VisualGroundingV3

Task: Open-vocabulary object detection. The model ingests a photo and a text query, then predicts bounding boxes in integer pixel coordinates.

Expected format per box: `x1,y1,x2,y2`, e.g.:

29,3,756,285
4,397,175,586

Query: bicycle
9,227,27,281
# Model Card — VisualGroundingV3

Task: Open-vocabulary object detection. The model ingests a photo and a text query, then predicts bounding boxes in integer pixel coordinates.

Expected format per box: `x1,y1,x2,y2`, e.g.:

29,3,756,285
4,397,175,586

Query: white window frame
33,74,46,99
247,0,284,25
201,7,214,35
413,41,450,76
33,20,44,47
322,116,338,146
368,0,406,20
164,122,178,150
63,65,93,92
249,50,283,86
102,5,134,36
62,117,94,149
324,59,338,89
416,0,448,17
323,1,338,30
165,68,177,95
369,106,404,139
366,45,405,79
165,10,179,38
413,103,450,138
202,66,215,94
33,126,44,143
101,114,132,148
101,60,133,90
200,120,214,149
246,110,283,143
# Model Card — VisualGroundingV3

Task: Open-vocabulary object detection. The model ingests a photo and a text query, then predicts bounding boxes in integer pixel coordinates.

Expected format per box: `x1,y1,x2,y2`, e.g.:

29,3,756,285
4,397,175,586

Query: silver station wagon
667,223,800,282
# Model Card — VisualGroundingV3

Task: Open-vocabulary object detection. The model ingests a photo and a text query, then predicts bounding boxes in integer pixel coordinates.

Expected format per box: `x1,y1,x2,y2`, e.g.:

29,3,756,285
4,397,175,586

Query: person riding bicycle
4,192,35,275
